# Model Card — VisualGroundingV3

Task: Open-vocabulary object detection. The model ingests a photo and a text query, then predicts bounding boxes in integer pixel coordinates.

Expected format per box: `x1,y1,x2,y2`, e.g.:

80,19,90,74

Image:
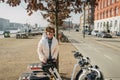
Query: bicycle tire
75,70,104,80
75,69,85,80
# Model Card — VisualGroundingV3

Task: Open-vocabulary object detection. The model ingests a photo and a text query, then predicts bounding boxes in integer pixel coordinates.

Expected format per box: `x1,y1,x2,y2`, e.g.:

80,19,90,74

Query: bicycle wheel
97,71,104,80
75,69,87,80
75,70,104,80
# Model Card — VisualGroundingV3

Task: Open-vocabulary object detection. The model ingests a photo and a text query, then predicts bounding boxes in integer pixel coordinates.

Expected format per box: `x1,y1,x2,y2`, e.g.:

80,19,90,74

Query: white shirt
37,36,59,63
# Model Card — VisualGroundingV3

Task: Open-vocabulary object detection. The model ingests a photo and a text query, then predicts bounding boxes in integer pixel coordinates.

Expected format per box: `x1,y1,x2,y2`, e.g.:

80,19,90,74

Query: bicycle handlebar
72,51,83,59
42,58,56,70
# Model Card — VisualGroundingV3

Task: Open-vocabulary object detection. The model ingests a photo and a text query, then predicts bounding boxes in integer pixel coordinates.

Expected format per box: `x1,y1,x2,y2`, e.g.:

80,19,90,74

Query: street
63,30,120,80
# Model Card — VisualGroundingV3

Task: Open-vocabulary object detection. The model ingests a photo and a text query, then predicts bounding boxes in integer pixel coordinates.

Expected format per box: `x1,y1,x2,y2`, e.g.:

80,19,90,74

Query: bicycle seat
28,63,43,72
79,57,90,67
74,51,83,59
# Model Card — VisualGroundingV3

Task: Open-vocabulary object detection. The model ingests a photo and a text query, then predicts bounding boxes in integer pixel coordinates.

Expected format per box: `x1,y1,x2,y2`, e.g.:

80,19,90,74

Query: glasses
47,31,54,33
46,31,54,35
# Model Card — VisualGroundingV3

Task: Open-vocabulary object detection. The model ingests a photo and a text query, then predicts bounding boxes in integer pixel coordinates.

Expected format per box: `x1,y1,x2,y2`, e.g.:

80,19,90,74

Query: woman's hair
46,26,55,33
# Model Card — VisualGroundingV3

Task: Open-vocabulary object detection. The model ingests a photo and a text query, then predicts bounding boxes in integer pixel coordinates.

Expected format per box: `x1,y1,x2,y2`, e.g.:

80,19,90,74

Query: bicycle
18,51,104,80
72,51,104,80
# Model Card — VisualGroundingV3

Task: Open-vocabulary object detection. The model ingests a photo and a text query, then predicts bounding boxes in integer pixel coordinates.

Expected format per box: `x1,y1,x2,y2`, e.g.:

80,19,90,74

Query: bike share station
18,51,104,80
18,0,104,79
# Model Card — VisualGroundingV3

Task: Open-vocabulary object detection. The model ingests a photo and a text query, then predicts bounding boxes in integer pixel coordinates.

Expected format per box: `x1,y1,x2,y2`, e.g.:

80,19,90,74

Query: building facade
0,18,10,31
94,0,120,35
80,4,92,31
0,18,25,31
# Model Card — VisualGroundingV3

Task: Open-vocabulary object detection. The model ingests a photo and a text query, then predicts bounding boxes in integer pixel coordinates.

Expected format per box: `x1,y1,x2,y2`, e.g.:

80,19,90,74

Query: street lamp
69,18,70,33
81,0,86,38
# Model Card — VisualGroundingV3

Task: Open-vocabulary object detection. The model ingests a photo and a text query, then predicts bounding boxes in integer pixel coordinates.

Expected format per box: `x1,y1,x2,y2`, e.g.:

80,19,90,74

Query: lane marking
104,55,112,60
94,39,120,52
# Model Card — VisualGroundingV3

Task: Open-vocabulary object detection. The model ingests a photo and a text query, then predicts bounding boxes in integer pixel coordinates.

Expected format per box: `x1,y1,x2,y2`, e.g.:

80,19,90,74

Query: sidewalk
63,30,120,52
63,30,120,80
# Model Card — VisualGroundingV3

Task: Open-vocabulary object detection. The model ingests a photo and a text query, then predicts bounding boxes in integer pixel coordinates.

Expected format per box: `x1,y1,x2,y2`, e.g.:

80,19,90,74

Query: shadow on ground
69,39,80,43
96,39,120,42
60,73,71,80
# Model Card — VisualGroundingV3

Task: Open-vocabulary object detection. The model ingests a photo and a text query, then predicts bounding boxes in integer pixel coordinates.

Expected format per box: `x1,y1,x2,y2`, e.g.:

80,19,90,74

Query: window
106,10,108,18
103,12,105,18
104,0,106,7
112,0,114,3
110,21,112,27
115,20,117,29
97,14,98,19
112,8,114,16
101,1,103,8
110,9,112,17
99,13,100,19
104,11,106,18
108,10,110,17
102,1,104,8
97,23,99,28
99,2,100,9
106,0,108,6
100,13,102,19
101,12,103,19
116,0,119,2
116,6,118,15
108,0,110,5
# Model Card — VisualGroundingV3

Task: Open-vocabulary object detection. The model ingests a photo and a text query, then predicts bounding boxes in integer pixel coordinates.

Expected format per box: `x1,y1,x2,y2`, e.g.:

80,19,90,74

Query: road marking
94,40,120,52
104,55,112,60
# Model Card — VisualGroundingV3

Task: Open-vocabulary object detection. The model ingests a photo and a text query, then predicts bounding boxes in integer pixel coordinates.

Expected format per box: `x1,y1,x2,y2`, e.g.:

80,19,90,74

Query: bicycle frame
45,60,80,80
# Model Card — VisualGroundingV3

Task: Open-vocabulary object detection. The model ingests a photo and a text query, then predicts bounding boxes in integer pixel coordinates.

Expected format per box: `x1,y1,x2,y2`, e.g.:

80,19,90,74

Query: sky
0,2,81,27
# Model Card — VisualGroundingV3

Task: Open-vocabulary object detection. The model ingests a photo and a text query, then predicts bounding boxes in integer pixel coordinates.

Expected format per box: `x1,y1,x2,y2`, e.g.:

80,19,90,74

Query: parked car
91,30,99,36
97,31,112,38
75,28,79,32
3,31,10,38
116,32,120,36
16,30,28,39
82,29,91,35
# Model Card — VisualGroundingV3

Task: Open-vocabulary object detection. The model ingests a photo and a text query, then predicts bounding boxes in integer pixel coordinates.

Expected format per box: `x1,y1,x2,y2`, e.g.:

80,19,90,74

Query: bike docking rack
18,63,50,80
71,51,104,80
18,51,104,80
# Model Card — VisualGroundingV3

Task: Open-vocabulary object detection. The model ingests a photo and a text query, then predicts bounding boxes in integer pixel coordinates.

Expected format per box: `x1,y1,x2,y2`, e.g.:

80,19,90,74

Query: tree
0,0,97,27
87,0,98,29
0,0,97,70
0,0,82,24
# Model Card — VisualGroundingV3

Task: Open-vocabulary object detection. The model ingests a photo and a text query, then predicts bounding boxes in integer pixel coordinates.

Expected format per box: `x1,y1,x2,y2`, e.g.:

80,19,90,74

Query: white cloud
0,2,81,27
0,3,49,27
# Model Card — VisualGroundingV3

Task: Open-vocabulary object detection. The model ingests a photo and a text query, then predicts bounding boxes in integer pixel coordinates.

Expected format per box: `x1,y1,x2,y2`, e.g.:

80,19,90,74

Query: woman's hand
42,58,47,63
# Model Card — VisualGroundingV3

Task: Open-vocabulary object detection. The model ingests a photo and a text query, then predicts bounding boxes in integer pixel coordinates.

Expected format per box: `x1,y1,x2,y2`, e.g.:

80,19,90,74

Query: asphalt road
63,30,120,80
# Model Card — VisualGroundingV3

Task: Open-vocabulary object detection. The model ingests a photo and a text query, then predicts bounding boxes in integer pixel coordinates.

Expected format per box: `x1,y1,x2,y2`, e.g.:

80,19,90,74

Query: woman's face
46,30,54,39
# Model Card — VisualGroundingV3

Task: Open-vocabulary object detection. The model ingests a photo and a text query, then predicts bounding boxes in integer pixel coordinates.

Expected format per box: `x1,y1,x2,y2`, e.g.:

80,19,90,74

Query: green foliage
0,0,97,26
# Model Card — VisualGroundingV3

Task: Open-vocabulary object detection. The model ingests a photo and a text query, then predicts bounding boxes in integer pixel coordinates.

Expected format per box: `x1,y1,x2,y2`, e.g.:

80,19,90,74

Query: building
62,21,73,30
0,18,25,31
9,23,24,30
94,0,120,35
80,3,92,31
0,18,10,31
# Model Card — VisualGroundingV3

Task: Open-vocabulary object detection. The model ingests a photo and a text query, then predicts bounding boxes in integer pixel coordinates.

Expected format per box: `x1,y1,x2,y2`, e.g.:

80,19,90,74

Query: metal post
69,18,70,33
88,2,90,31
55,0,59,40
83,1,86,38
55,0,59,71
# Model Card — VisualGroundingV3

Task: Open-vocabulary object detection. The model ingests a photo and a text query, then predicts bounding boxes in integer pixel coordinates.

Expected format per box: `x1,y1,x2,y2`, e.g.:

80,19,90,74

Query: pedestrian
37,26,59,67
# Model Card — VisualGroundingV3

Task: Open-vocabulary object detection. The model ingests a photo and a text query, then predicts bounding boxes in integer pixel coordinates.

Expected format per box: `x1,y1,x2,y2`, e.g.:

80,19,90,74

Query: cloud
0,3,49,27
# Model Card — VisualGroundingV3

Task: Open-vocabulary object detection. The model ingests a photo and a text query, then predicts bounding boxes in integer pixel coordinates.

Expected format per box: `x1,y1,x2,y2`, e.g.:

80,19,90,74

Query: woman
37,26,59,64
